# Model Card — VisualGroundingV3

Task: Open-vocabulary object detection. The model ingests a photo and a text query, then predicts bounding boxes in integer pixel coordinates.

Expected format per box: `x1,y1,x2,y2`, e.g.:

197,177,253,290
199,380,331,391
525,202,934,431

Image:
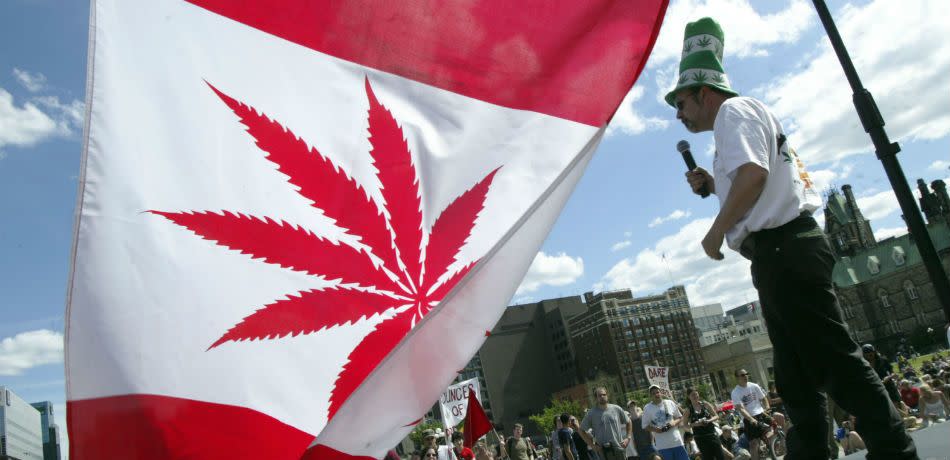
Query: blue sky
1,0,948,455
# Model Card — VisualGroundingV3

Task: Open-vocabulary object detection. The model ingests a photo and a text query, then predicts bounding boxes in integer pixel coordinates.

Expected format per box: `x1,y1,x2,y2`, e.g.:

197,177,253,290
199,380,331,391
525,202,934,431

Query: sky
1,0,949,455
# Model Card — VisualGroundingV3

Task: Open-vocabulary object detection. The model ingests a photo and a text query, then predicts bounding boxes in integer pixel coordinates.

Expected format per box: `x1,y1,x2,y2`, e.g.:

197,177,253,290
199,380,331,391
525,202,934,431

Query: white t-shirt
438,445,455,460
641,399,684,449
712,97,822,250
732,382,768,416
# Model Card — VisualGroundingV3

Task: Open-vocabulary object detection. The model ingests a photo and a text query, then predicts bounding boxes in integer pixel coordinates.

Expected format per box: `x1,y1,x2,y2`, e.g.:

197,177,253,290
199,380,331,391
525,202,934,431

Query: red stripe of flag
68,395,314,459
185,0,669,127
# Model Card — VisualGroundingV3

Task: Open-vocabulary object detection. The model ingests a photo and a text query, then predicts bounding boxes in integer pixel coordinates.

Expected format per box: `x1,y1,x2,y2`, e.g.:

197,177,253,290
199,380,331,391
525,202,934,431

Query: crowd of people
404,349,949,460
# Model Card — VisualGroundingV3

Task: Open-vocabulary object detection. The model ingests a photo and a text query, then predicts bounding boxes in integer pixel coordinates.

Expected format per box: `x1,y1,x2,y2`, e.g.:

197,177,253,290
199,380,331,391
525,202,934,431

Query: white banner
644,365,670,393
440,377,481,429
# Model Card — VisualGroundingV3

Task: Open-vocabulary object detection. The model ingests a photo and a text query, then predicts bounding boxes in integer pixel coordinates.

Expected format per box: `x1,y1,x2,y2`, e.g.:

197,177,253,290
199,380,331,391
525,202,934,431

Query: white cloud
35,95,85,133
874,226,906,241
0,329,64,376
12,67,47,92
653,0,814,104
515,251,584,295
650,0,813,67
0,87,60,152
761,0,950,165
930,160,950,172
597,217,757,309
0,86,84,157
611,240,632,252
648,209,691,228
606,85,669,137
856,189,900,222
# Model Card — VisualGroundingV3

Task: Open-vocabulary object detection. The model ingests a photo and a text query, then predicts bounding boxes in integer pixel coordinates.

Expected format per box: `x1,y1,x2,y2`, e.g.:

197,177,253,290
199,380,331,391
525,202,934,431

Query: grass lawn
892,349,948,372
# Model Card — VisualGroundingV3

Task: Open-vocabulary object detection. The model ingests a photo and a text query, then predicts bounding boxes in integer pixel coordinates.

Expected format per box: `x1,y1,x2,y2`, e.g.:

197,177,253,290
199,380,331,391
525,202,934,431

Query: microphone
677,140,709,198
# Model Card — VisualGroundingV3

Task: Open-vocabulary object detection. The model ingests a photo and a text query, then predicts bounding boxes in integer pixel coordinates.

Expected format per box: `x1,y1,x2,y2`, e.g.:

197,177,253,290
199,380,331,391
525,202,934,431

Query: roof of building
832,222,950,286
825,190,855,228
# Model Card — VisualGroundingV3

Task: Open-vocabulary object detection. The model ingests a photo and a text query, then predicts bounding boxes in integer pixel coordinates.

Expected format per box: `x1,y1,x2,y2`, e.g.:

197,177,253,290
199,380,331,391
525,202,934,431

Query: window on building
904,280,919,300
867,256,881,275
879,289,891,308
892,246,906,266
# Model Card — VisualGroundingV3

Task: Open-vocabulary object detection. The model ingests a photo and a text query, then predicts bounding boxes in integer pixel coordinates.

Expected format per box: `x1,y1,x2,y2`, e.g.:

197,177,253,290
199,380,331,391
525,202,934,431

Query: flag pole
811,0,950,323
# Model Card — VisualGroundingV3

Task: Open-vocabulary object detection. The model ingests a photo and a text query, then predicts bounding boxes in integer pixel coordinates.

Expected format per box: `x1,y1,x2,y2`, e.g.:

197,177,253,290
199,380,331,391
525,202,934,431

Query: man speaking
666,17,917,459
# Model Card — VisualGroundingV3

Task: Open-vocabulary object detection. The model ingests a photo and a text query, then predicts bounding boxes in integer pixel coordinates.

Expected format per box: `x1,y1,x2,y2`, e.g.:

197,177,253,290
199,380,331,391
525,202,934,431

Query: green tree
624,389,651,408
529,398,584,435
697,383,715,402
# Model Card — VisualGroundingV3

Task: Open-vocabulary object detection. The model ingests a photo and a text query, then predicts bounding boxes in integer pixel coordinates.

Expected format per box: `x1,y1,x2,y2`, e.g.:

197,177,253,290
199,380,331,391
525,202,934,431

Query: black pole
812,0,950,322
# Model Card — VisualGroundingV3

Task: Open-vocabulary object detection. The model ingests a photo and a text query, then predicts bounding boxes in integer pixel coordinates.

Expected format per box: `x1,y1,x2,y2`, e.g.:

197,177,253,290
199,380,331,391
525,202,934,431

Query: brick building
825,179,950,353
569,286,710,396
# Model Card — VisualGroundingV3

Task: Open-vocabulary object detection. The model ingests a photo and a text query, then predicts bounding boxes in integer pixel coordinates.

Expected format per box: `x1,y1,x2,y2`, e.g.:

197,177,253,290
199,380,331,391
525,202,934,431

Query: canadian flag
65,1,667,458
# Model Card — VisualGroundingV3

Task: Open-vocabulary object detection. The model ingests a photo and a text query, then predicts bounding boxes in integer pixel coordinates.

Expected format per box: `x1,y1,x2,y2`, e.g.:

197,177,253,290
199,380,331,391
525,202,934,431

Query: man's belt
739,210,817,260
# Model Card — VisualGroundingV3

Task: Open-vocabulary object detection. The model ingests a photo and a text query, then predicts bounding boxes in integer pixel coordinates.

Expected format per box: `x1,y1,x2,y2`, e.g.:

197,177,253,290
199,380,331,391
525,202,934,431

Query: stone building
701,334,775,403
478,295,587,432
825,179,950,353
569,286,710,397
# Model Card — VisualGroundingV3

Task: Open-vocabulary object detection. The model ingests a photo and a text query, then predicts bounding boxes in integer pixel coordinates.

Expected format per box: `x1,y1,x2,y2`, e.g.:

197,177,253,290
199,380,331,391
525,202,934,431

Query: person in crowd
732,428,752,460
729,370,770,460
422,447,440,460
507,423,535,460
900,380,921,411
834,416,865,455
918,384,948,427
716,425,737,460
559,413,580,460
765,382,784,417
642,385,689,460
669,14,917,460
626,400,657,460
933,377,950,405
421,429,455,460
576,387,633,460
550,416,565,460
568,415,593,460
770,412,788,433
682,432,701,460
475,441,496,460
684,387,724,460
863,344,902,405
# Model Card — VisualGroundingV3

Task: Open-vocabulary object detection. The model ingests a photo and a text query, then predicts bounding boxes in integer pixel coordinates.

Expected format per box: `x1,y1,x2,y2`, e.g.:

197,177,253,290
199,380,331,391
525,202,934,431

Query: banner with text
440,378,481,429
644,366,670,395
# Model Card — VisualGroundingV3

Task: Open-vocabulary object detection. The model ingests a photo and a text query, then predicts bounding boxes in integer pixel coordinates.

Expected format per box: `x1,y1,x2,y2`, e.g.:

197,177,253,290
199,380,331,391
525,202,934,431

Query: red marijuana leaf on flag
151,78,499,419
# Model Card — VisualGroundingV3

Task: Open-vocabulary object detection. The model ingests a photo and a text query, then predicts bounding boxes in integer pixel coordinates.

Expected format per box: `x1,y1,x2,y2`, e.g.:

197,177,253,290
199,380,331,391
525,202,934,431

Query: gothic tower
824,184,877,256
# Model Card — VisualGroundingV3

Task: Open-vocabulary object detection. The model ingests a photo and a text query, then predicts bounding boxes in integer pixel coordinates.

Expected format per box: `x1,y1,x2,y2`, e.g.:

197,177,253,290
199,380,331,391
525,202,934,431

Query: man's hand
686,168,715,196
621,437,630,448
702,226,725,260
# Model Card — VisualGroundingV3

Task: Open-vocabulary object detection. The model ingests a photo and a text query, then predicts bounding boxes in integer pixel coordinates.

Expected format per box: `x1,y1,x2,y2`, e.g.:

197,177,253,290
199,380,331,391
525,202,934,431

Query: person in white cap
666,15,917,460
641,385,688,460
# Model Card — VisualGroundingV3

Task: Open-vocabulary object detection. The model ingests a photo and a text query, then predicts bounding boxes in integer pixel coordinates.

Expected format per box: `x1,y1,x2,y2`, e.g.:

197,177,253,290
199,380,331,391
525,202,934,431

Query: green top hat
664,50,738,107
682,17,724,61
664,17,738,107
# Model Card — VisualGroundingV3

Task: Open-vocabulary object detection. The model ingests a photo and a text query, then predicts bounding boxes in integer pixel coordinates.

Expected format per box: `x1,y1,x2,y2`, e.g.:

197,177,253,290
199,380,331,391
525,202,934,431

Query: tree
697,382,715,402
624,389,651,408
528,398,584,435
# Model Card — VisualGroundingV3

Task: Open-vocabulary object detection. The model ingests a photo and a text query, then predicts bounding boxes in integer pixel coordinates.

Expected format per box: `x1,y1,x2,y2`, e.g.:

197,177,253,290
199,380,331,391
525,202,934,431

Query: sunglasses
738,373,749,377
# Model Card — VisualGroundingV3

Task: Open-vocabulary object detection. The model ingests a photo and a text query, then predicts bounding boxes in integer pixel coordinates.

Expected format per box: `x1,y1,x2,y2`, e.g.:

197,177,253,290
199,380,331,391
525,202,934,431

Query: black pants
748,215,917,460
695,435,724,460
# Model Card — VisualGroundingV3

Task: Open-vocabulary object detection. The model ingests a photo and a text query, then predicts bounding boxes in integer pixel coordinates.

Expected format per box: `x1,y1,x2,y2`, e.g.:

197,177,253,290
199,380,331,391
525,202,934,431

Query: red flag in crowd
463,388,492,448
